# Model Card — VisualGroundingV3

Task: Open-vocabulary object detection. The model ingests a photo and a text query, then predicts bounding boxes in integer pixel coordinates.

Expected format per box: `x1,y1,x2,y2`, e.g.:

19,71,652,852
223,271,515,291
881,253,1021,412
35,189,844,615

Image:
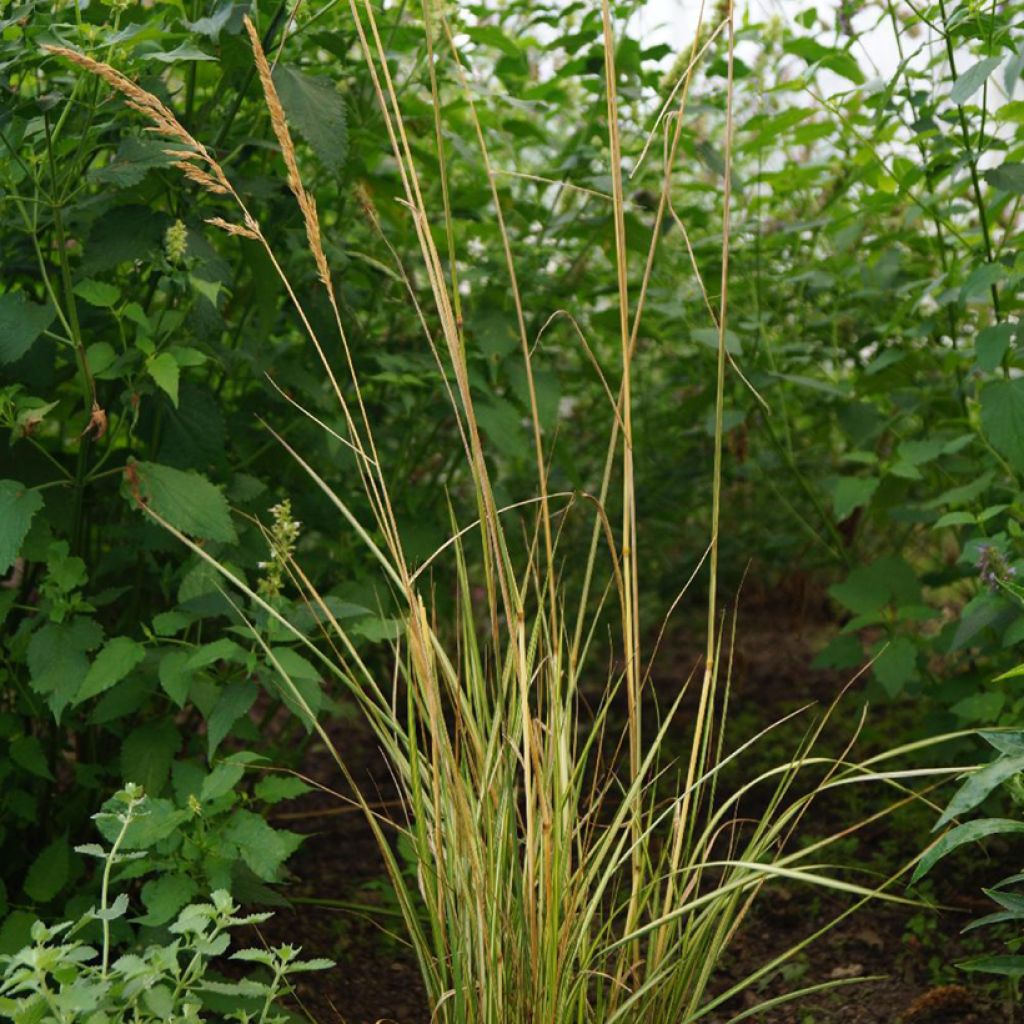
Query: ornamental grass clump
48,3,968,1020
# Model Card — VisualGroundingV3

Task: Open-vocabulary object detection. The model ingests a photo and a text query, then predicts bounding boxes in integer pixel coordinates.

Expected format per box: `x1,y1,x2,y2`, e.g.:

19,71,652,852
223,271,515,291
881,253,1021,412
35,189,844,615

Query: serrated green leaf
139,873,198,927
272,64,348,172
951,56,1003,104
121,720,181,796
207,682,257,758
831,476,878,521
254,775,312,804
142,43,217,63
200,760,245,803
870,636,917,696
132,461,237,543
0,481,43,575
985,162,1024,194
77,637,146,704
28,618,104,720
9,735,54,781
158,650,191,706
0,294,55,364
148,352,180,407
933,511,976,528
223,809,303,881
23,836,70,903
981,379,1024,471
73,279,121,308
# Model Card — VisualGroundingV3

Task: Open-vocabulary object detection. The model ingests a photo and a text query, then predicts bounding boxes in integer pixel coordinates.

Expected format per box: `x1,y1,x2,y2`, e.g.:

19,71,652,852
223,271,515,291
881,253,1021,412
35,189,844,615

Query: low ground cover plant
0,784,332,1023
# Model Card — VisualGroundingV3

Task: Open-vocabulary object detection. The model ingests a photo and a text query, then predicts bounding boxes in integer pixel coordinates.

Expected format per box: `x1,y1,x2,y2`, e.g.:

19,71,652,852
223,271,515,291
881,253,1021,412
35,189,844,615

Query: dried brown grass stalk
242,16,329,289
43,45,232,197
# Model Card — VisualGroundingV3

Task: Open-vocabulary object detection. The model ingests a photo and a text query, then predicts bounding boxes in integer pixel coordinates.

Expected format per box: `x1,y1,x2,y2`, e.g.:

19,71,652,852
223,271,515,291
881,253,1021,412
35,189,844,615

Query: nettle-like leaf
272,64,348,172
206,682,257,758
0,480,43,575
76,637,147,705
130,461,238,543
222,810,303,881
148,352,181,407
121,721,182,796
984,161,1024,194
27,618,105,720
831,475,878,521
139,873,199,927
980,378,1024,471
0,294,55,364
23,836,71,903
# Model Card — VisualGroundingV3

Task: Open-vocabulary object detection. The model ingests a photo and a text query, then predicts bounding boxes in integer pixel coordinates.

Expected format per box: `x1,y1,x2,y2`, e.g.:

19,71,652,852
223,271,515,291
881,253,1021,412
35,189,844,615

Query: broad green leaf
223,809,303,881
950,691,1005,722
200,760,245,803
28,618,104,719
159,650,191,706
811,633,863,670
829,557,920,616
268,647,323,726
936,750,1024,829
961,262,1006,302
933,511,975,529
951,56,1003,104
913,818,1024,882
141,43,217,63
188,638,246,669
692,327,742,355
76,636,146,704
896,439,946,465
981,379,1024,471
207,682,257,757
152,610,191,636
831,476,878,520
148,352,180,407
73,279,121,308
0,481,43,574
186,4,236,39
9,735,53,781
465,24,521,58
475,398,531,461
94,796,186,849
86,341,119,377
976,323,1014,371
272,64,348,172
783,37,864,84
121,720,181,795
984,162,1024,194
139,873,198,927
132,461,237,543
254,776,312,804
23,836,70,903
0,294,55,364
870,636,917,697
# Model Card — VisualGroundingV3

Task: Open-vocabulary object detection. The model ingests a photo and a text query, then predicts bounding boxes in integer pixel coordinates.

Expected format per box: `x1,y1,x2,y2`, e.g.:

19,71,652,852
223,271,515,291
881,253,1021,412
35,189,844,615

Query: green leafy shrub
915,731,1024,995
0,784,331,1023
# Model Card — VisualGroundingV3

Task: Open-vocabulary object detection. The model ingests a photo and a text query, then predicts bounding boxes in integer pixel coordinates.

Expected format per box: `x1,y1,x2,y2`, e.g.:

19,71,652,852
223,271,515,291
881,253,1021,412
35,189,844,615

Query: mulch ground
249,590,1013,1024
